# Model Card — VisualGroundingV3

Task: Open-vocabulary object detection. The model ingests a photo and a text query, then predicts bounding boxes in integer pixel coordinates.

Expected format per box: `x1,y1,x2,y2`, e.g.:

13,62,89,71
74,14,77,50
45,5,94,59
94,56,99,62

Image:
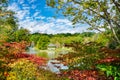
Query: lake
28,47,73,73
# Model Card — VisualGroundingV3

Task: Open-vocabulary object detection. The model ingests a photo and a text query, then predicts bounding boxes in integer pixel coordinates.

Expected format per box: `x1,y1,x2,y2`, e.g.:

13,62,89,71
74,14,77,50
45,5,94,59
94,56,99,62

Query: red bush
97,57,120,64
61,70,107,80
3,42,47,66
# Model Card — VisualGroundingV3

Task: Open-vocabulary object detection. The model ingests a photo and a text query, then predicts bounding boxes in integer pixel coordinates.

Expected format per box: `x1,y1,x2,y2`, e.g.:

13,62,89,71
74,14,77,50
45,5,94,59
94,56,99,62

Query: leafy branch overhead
47,0,120,43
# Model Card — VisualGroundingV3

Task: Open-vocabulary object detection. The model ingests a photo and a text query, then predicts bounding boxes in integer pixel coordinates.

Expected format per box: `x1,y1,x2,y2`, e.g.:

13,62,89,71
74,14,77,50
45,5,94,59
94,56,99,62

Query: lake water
28,47,71,73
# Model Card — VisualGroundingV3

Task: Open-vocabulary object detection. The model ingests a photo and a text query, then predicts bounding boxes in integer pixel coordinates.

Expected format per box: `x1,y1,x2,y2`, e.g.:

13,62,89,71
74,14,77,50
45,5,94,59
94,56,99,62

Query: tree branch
112,0,120,13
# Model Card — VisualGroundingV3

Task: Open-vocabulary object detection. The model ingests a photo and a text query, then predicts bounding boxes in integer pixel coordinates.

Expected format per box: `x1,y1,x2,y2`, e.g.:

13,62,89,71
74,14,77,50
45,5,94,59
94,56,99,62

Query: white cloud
56,19,72,26
18,0,24,4
18,17,89,34
16,10,30,20
22,6,30,10
7,2,20,11
29,0,36,3
33,11,40,17
35,16,45,20
8,1,89,34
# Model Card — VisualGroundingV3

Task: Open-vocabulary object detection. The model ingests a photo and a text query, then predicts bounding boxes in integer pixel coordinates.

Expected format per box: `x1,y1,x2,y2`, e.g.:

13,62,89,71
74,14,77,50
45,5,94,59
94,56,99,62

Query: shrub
97,64,120,80
7,59,38,80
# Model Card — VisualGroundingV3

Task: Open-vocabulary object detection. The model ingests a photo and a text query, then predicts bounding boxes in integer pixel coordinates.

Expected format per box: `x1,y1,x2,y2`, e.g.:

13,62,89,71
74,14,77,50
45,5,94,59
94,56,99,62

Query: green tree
47,0,120,44
36,36,50,50
0,0,18,42
30,34,41,45
0,16,18,42
10,28,30,42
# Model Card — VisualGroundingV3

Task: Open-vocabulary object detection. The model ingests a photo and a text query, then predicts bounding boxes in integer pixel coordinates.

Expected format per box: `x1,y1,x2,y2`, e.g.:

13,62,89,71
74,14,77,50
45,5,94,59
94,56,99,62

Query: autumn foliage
0,37,120,80
3,41,28,54
61,70,107,80
3,41,47,65
0,41,47,79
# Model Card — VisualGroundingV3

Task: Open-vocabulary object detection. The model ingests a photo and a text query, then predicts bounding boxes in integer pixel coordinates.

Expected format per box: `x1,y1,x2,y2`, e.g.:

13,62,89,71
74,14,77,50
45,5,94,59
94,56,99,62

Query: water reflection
28,47,71,73
37,50,59,59
47,50,56,59
47,60,68,74
28,47,36,54
28,41,36,54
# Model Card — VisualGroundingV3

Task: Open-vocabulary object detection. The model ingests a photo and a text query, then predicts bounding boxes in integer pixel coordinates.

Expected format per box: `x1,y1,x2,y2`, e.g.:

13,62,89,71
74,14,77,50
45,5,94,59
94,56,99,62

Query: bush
97,64,120,80
7,59,38,80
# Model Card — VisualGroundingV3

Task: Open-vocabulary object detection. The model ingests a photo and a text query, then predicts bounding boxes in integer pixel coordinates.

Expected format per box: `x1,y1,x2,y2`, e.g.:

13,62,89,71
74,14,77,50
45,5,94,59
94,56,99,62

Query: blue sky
8,0,90,34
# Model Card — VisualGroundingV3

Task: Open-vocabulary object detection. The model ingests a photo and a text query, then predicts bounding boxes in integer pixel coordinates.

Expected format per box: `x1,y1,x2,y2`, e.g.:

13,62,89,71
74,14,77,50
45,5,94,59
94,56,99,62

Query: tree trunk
108,20,120,44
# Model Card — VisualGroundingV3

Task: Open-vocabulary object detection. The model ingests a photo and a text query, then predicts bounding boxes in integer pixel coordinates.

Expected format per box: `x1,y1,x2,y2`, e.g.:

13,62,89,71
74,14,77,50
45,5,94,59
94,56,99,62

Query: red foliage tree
3,41,47,66
61,70,106,80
